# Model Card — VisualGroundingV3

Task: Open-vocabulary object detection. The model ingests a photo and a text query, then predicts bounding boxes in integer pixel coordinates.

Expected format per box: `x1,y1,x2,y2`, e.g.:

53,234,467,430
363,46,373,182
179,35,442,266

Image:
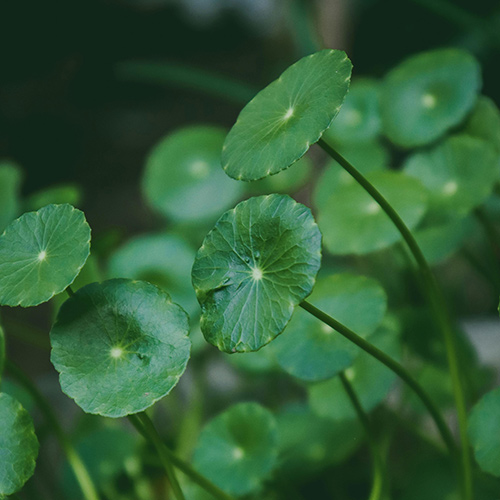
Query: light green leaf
404,135,498,217
192,194,322,352
25,184,82,211
143,125,244,222
222,49,352,181
50,279,191,418
193,402,278,496
0,162,22,232
0,204,91,307
468,386,500,477
270,273,387,381
462,95,500,153
318,171,427,255
308,320,401,421
380,48,481,147
0,392,39,497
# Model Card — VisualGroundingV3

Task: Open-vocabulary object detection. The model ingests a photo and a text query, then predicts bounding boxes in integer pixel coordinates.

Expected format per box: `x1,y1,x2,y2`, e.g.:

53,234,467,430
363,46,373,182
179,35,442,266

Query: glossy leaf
222,49,352,181
193,402,278,496
404,135,498,217
309,321,401,421
318,171,427,255
380,48,481,147
0,392,39,497
50,279,191,418
192,194,322,352
0,204,91,307
468,386,500,477
143,125,244,222
0,162,22,232
270,273,387,381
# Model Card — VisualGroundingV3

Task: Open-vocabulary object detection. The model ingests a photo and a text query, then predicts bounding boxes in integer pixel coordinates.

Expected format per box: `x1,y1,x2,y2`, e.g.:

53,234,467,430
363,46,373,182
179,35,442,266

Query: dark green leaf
25,184,82,211
463,96,500,153
0,162,22,232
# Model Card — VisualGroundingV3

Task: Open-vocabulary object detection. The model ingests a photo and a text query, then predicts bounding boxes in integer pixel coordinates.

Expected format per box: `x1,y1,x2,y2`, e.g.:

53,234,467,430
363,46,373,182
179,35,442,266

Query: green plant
1,42,500,500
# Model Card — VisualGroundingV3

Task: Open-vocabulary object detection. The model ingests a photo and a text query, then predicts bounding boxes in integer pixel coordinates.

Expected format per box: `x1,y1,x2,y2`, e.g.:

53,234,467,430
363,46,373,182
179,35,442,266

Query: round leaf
270,273,387,381
318,171,427,255
380,48,481,147
193,402,278,496
0,392,39,496
26,184,82,211
309,321,401,421
463,95,500,153
468,386,500,477
143,126,244,222
192,194,322,352
50,279,191,418
222,49,352,181
0,162,22,233
0,204,91,307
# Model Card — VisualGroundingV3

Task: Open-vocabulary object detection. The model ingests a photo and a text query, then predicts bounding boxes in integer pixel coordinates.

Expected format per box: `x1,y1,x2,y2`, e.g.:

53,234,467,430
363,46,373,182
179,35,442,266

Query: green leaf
0,392,39,497
222,49,352,181
193,402,278,496
192,194,322,352
318,171,428,255
380,48,481,147
25,184,82,211
322,78,382,144
108,232,198,316
50,279,191,418
143,125,244,222
0,204,91,307
468,386,500,477
462,96,500,153
308,320,401,421
0,162,22,232
270,273,387,381
0,326,4,381
403,135,498,218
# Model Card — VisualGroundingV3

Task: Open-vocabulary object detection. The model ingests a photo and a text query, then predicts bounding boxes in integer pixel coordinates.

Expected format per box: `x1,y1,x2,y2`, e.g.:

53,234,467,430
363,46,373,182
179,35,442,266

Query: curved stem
5,360,101,500
318,138,473,500
128,414,234,500
339,372,385,500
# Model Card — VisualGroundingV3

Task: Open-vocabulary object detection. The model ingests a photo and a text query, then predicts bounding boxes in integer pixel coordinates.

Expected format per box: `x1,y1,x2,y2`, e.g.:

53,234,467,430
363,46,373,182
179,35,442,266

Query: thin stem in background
318,138,473,500
339,372,385,500
5,360,101,500
287,0,323,56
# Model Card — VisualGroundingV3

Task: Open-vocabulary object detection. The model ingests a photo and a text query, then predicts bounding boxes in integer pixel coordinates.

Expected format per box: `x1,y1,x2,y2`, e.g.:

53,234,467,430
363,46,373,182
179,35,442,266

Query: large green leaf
50,279,191,418
318,171,427,255
270,273,387,381
0,162,22,233
404,135,498,218
193,402,278,496
380,48,481,147
468,386,500,477
0,392,39,497
308,320,401,421
191,194,322,352
142,125,244,222
222,49,352,181
0,204,91,307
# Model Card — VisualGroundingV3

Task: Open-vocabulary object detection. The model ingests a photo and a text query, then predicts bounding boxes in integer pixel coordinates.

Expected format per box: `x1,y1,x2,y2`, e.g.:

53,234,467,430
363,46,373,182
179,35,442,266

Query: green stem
66,285,75,297
318,138,473,500
288,0,322,56
339,372,385,500
128,414,235,500
128,413,185,500
5,360,101,500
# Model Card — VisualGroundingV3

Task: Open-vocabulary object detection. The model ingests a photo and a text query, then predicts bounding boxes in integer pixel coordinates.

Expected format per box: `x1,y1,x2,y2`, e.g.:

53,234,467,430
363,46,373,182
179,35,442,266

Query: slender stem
288,0,322,56
129,413,185,500
66,285,75,297
318,138,473,500
128,414,235,500
5,360,101,500
339,372,385,500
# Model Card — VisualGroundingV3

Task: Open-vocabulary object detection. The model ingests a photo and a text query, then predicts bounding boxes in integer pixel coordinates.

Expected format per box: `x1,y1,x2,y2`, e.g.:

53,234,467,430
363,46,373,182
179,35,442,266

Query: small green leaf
318,171,427,255
308,320,401,421
0,325,4,381
380,48,481,147
193,402,278,496
322,78,382,144
50,279,191,418
222,49,352,181
463,96,500,153
0,204,91,307
192,194,322,352
0,392,39,497
468,386,500,477
0,162,22,232
25,184,82,211
270,273,387,381
143,125,244,222
404,135,498,218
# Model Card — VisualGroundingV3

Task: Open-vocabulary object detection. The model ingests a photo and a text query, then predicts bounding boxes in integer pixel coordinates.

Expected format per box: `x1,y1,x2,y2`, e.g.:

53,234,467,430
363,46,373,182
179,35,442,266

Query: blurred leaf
462,95,500,153
25,184,82,211
0,162,22,233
